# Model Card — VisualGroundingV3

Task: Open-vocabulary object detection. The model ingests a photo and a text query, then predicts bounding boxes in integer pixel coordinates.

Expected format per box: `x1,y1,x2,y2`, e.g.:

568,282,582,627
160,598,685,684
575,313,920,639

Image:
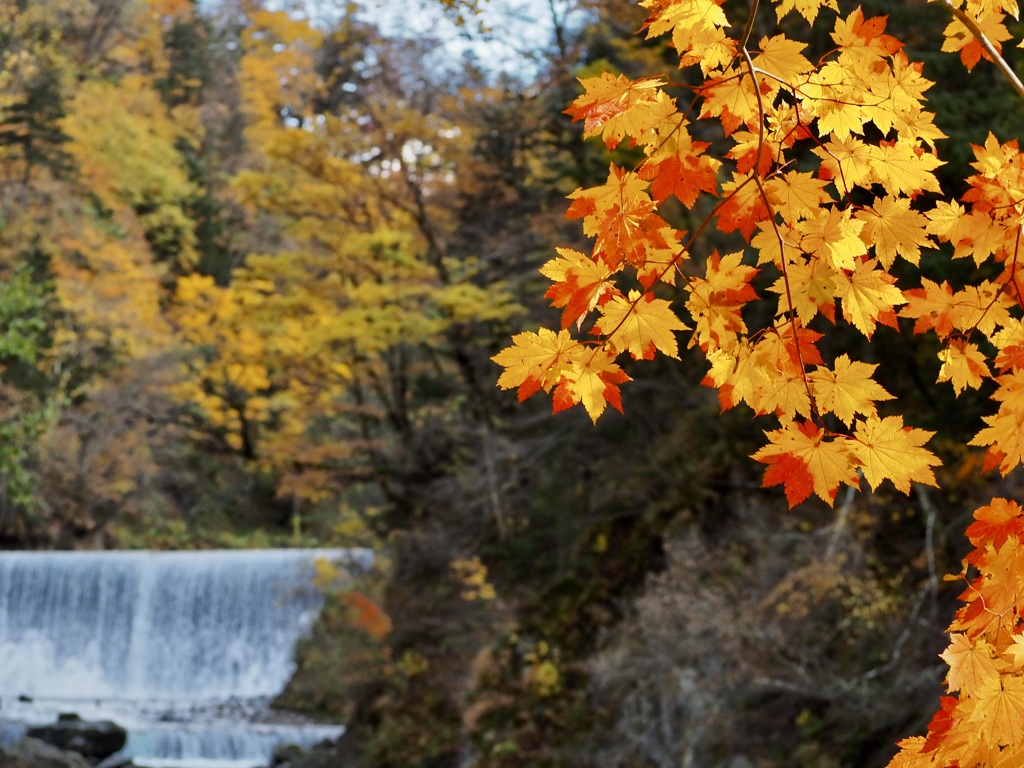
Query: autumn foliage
493,0,1024,763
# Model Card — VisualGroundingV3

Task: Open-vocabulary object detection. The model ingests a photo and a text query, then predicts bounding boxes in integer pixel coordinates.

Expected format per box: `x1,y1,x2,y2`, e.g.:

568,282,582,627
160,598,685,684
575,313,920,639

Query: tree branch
942,0,1024,104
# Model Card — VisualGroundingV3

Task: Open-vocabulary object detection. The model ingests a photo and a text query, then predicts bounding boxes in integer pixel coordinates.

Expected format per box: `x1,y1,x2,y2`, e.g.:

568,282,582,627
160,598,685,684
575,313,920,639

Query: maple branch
940,0,1024,103
1009,225,1024,309
737,0,759,51
740,38,820,421
682,174,759,252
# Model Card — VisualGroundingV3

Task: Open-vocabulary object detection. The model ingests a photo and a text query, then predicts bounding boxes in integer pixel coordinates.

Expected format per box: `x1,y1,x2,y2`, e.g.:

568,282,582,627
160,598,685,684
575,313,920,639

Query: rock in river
0,737,93,768
27,714,127,761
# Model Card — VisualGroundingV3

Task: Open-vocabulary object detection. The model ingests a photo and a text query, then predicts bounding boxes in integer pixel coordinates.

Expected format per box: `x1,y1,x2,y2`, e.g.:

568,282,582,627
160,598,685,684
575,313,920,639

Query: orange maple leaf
832,7,903,59
941,9,1013,72
566,165,671,269
685,250,759,352
642,153,720,207
900,278,959,338
540,247,619,329
340,591,392,639
717,173,771,240
753,419,860,506
966,498,1024,550
640,114,721,207
762,452,816,506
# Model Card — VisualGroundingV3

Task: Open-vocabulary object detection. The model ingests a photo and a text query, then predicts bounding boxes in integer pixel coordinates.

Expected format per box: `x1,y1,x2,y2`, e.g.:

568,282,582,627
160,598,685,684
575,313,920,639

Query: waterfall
0,549,369,767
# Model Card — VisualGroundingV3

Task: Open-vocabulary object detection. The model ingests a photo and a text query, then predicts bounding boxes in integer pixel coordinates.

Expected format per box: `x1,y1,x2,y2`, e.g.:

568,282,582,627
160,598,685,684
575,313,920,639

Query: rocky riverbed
0,713,345,768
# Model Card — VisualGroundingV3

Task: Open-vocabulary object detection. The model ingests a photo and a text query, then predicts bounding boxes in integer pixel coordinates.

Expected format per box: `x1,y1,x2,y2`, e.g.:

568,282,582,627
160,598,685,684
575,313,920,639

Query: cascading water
0,549,370,768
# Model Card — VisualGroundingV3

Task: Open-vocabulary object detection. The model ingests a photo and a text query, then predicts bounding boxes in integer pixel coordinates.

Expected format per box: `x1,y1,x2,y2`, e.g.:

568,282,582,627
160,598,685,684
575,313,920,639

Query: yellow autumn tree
0,0,205,541
171,4,519,514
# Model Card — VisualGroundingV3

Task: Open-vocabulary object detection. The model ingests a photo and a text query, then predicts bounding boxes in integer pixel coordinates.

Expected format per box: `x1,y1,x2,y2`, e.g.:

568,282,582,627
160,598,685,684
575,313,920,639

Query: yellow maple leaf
685,250,758,352
993,320,1024,371
567,165,652,241
748,329,814,420
560,348,631,423
959,282,1014,337
765,171,833,225
868,141,944,198
493,327,582,400
704,341,756,408
640,0,733,75
851,414,940,493
809,354,894,427
938,340,992,395
885,737,930,768
768,256,837,323
813,136,874,195
700,68,758,135
774,0,839,24
752,220,796,267
594,290,688,360
797,207,866,271
834,258,905,338
941,633,1000,693
971,675,1024,747
929,203,1009,266
752,35,814,96
1008,635,1024,672
854,195,932,269
566,73,675,149
991,371,1024,414
970,404,1024,475
926,200,984,259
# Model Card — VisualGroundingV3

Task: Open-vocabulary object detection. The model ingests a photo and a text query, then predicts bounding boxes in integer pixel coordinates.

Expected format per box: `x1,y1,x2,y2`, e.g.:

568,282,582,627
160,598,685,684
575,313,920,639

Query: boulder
27,716,127,760
0,737,93,768
269,739,339,768
95,755,134,768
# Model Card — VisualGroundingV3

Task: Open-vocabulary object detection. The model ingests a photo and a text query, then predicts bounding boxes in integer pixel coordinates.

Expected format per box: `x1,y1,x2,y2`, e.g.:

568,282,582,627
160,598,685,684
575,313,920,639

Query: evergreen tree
0,66,75,185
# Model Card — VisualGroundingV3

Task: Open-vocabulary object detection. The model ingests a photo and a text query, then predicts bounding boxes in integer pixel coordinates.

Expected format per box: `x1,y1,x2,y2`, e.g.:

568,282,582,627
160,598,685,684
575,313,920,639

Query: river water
0,549,369,768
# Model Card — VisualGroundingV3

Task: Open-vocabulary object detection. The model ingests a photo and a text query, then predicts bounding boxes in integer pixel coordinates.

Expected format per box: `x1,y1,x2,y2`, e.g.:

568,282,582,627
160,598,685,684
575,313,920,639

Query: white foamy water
0,549,370,767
